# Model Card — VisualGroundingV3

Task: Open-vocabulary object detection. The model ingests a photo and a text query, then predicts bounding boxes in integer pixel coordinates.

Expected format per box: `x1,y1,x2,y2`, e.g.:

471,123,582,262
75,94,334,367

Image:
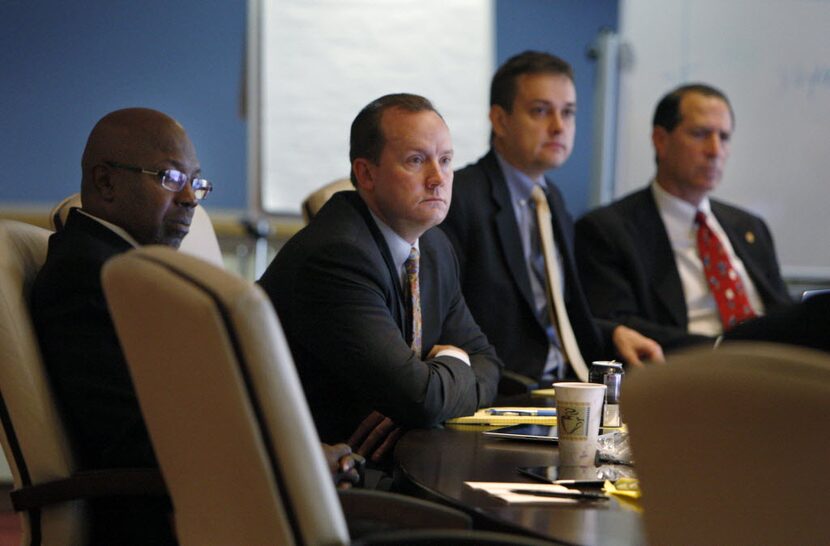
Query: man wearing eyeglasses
29,108,210,544
33,109,361,544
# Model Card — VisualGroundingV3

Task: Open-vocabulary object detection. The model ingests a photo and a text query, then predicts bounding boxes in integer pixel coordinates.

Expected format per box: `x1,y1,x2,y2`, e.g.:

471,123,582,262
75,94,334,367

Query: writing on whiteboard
780,66,830,97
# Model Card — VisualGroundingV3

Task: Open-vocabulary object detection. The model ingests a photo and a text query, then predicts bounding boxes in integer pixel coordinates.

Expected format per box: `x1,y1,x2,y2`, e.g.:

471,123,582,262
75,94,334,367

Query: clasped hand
348,410,405,465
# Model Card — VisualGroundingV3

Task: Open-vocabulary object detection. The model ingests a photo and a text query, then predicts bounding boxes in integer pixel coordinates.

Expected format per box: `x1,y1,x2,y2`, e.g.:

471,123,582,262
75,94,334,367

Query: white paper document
465,481,582,504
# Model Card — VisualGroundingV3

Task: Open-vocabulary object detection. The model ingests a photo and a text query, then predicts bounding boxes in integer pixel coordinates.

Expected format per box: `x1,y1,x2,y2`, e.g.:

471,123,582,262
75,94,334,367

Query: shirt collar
76,208,141,248
651,179,712,226
495,151,545,204
368,209,419,285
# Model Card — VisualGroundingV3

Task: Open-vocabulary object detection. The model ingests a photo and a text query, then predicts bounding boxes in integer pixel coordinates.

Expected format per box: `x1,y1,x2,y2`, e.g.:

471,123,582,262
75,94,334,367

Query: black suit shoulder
31,210,155,470
578,186,650,227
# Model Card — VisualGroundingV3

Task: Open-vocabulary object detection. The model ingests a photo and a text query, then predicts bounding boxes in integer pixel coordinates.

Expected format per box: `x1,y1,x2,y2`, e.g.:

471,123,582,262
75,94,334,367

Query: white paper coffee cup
554,382,607,466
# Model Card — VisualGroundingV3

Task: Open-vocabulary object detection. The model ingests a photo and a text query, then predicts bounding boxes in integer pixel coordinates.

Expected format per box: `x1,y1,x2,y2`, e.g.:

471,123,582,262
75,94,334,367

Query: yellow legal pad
445,407,558,429
531,387,556,397
604,478,642,512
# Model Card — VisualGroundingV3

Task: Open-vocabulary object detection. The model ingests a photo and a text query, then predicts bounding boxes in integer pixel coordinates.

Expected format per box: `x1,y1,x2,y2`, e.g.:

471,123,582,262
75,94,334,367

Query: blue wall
0,0,247,210
496,0,618,217
1,1,616,216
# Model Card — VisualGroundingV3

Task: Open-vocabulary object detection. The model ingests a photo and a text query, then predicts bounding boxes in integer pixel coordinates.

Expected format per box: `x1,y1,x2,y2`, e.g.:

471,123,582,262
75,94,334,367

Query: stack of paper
466,481,588,504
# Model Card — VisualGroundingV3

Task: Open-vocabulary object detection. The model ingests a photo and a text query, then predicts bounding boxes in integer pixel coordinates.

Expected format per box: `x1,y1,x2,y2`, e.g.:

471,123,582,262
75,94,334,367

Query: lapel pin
745,231,755,244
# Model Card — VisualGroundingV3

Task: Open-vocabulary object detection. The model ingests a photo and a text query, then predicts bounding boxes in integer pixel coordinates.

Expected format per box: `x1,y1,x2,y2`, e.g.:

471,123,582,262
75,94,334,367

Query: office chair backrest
0,220,87,545
102,246,349,546
301,178,354,223
47,194,79,232
179,205,224,267
623,342,830,546
49,193,224,267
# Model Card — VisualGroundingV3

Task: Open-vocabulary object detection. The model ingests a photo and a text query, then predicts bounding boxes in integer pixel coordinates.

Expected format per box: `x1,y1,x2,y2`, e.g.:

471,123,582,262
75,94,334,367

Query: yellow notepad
445,407,558,427
604,478,642,512
531,387,556,397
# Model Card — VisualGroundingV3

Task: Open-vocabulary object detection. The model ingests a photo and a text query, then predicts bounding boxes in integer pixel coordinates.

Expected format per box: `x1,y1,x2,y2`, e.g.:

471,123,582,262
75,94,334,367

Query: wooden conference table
392,413,645,545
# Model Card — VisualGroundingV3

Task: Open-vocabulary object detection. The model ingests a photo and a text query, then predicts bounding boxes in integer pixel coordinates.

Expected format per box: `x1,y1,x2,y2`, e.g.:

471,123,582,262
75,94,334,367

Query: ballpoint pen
552,479,605,487
508,489,608,501
486,408,557,416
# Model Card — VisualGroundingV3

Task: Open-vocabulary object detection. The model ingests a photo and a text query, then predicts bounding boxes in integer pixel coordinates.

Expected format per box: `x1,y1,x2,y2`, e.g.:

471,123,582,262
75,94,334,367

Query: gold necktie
531,185,588,381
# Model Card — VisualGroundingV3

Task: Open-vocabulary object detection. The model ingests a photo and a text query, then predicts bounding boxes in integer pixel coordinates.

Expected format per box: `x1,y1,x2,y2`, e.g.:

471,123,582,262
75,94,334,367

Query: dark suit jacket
574,186,792,349
30,209,175,545
439,151,611,382
31,209,156,470
724,293,830,352
258,192,502,444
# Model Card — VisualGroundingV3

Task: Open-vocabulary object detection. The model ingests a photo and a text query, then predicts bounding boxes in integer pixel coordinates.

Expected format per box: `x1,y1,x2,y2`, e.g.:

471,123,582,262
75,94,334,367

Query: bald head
80,108,201,247
81,109,193,196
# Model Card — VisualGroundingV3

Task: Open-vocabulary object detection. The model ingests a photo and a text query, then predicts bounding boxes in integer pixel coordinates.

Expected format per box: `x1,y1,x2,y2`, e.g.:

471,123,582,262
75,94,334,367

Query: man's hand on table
612,325,665,368
348,410,405,464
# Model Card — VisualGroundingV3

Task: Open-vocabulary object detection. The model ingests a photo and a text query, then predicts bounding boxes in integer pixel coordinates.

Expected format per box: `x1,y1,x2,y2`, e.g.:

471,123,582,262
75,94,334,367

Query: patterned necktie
695,211,756,330
531,186,589,381
405,247,422,356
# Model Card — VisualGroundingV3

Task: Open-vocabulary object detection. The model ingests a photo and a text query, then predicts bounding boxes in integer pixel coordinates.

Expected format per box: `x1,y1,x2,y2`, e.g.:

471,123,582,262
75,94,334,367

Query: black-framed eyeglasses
104,161,213,201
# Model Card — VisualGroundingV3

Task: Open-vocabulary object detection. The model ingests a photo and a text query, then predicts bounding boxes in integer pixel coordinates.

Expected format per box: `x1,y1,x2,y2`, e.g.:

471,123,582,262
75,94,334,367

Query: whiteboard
615,0,830,279
258,0,493,215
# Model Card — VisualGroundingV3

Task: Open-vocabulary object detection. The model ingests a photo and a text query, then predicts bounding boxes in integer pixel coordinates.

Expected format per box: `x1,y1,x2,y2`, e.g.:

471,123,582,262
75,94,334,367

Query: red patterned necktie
405,247,422,356
695,211,756,330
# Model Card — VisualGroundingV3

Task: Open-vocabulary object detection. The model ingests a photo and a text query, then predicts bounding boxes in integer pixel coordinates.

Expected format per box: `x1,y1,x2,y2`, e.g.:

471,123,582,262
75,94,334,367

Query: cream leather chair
0,219,78,545
49,192,224,267
301,178,354,223
623,342,830,546
102,247,554,546
0,220,164,545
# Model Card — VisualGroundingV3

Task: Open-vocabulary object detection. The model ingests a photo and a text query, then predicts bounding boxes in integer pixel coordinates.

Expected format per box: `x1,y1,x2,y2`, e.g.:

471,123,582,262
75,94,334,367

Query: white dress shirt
77,209,140,248
651,181,765,336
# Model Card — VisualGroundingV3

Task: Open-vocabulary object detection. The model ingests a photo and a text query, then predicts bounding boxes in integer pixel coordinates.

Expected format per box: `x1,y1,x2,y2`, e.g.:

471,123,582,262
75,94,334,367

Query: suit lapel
636,190,688,328
484,155,537,313
347,193,407,332
417,232,441,351
712,202,777,304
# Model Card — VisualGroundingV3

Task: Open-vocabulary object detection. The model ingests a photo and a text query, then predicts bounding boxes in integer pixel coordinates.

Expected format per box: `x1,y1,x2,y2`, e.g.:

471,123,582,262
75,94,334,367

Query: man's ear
489,105,509,139
91,164,117,202
352,158,375,192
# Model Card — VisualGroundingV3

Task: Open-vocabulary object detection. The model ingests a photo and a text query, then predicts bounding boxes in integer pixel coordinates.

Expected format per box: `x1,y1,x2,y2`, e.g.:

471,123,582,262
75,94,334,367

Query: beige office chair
301,177,354,223
49,192,224,267
102,246,556,546
0,220,164,546
623,342,830,546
